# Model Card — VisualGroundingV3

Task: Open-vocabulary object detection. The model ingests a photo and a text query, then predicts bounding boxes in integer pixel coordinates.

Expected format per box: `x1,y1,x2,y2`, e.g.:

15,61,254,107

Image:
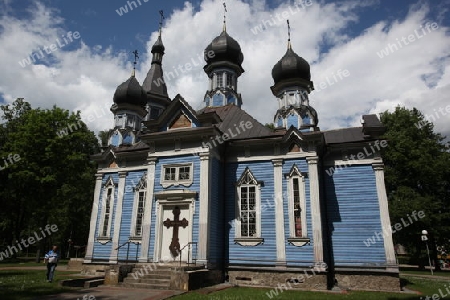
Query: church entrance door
159,204,191,263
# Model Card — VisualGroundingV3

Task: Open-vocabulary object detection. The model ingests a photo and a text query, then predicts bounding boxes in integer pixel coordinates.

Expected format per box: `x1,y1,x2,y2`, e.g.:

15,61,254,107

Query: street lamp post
421,230,433,275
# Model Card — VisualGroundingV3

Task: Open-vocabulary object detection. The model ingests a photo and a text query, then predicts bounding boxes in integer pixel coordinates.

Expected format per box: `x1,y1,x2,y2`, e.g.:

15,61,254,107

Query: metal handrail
115,240,140,264
178,242,198,267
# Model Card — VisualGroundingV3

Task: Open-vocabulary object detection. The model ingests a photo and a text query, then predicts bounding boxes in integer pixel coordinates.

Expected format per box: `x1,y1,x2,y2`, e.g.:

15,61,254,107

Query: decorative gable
289,143,301,153
169,113,192,129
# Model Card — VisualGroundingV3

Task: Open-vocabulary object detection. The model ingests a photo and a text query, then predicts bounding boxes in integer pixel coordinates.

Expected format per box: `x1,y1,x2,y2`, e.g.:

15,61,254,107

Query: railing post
188,243,191,266
135,243,139,261
126,242,130,264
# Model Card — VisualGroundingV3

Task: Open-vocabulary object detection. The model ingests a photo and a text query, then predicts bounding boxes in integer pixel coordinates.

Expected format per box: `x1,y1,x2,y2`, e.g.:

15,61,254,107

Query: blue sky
0,0,449,137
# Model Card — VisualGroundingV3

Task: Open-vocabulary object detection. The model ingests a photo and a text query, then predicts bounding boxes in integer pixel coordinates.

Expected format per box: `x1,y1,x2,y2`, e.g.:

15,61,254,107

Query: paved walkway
34,286,185,300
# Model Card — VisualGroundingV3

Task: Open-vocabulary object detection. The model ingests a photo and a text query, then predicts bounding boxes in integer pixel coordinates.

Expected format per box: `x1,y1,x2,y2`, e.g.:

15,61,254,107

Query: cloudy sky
0,0,449,139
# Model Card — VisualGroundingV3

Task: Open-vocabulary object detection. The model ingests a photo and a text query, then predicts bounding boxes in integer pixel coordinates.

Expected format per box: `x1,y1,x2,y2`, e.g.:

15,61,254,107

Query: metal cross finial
223,2,227,32
287,19,291,49
132,50,139,66
131,50,139,76
159,10,165,34
287,20,291,41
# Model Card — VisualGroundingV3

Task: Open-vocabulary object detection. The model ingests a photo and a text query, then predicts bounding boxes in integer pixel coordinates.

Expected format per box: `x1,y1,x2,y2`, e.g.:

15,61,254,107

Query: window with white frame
286,165,309,245
131,174,147,239
161,163,193,188
99,177,116,240
235,168,264,246
216,73,224,88
226,73,233,88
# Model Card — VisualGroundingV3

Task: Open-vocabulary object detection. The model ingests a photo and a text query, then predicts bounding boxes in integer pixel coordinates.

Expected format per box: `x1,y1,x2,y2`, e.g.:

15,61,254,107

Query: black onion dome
113,76,146,107
272,47,311,84
152,35,165,54
204,31,244,66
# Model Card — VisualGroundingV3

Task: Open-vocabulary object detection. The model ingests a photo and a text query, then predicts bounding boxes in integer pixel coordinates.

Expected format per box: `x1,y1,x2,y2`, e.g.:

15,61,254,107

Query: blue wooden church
83,16,400,291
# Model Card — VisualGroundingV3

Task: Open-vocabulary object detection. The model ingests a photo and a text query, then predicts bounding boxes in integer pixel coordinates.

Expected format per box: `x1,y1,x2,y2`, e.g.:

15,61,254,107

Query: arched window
131,173,147,239
99,176,116,240
236,168,261,239
287,165,307,238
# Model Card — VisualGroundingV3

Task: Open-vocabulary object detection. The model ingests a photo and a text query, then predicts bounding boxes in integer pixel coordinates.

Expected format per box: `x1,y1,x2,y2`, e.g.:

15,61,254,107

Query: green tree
380,107,450,269
0,99,99,259
264,123,275,130
98,130,110,147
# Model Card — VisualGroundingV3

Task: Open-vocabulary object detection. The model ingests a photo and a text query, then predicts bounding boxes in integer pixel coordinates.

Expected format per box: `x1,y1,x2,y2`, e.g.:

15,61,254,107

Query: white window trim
130,173,147,242
234,168,263,246
98,176,116,243
160,163,194,188
286,165,310,247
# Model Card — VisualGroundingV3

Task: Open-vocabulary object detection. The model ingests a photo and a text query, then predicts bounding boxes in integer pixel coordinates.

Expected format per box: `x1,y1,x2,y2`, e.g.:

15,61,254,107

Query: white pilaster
307,156,324,267
272,159,286,265
84,174,103,263
139,158,157,262
109,171,127,263
373,162,397,267
198,153,211,265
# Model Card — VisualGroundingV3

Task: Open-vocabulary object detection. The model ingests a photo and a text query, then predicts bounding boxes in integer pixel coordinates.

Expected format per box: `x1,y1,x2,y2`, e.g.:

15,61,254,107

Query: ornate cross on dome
287,19,291,49
159,10,165,34
131,50,139,76
163,206,189,258
223,2,227,32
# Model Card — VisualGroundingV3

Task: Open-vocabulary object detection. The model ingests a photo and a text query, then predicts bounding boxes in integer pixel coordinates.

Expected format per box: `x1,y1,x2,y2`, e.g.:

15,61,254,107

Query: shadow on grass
0,270,82,300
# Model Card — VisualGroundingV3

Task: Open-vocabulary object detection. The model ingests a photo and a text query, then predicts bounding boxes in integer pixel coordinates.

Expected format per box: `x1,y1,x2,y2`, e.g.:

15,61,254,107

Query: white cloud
0,0,449,140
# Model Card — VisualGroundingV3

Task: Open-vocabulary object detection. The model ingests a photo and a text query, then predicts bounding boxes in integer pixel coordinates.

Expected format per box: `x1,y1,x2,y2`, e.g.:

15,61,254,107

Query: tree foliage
0,98,99,257
380,107,450,267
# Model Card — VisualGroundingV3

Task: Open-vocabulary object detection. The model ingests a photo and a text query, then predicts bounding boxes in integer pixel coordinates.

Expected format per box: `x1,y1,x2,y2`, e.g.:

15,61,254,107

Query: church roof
323,114,385,144
142,64,169,98
199,104,274,139
323,127,368,144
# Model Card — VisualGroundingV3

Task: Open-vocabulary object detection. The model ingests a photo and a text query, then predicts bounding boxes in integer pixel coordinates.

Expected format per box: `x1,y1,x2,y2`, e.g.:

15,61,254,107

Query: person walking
44,245,59,283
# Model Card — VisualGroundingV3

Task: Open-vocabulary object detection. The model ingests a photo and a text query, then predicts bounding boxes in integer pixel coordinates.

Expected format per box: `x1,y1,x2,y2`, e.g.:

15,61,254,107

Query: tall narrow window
102,188,112,236
240,185,256,237
234,168,264,246
216,73,223,88
99,176,116,241
286,165,309,246
292,178,302,237
135,191,145,236
131,173,147,239
226,73,233,88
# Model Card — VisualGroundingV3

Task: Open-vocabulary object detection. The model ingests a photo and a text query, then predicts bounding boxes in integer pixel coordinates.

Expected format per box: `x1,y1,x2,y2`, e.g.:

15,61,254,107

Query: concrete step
123,276,170,284
134,264,173,270
130,268,172,275
140,278,171,285
129,271,171,279
121,282,171,290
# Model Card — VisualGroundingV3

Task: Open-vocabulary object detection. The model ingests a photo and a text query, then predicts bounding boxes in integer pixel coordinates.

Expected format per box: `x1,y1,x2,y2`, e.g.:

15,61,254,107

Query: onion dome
151,35,165,64
113,75,146,107
272,46,311,85
204,30,244,75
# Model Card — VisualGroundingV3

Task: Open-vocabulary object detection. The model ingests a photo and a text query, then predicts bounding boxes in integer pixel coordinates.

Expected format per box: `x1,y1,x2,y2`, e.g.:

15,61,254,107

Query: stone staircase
122,264,172,290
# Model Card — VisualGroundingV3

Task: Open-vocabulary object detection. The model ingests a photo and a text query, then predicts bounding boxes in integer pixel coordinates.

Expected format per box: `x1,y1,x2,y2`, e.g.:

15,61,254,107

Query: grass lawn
400,270,450,277
172,276,449,300
0,269,83,300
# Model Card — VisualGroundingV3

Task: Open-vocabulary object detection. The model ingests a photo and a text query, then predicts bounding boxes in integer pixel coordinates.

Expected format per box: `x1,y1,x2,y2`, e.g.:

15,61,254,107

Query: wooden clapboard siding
325,164,386,266
93,173,119,261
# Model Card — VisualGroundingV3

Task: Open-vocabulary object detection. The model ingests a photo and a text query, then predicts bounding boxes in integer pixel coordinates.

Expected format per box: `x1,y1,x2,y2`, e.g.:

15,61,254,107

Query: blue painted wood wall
324,164,386,266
